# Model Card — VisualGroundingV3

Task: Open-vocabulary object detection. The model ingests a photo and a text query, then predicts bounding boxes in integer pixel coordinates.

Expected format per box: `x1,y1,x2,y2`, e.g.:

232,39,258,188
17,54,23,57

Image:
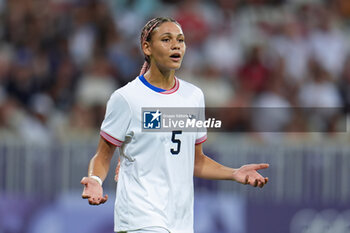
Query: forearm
88,154,112,181
194,153,235,180
88,137,116,182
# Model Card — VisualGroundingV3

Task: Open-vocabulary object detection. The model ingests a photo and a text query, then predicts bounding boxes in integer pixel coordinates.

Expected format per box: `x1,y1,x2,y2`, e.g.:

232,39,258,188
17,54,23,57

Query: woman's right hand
81,177,108,205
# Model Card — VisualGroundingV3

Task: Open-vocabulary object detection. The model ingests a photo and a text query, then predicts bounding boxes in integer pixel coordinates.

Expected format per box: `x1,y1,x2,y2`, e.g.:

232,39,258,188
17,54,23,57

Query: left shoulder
177,78,204,97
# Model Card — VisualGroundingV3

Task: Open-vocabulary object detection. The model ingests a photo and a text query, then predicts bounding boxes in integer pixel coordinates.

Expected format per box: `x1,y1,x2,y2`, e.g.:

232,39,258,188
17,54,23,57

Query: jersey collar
139,75,179,94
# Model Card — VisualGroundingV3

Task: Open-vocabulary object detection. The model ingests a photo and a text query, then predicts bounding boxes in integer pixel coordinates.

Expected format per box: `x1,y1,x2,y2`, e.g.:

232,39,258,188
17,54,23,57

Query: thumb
80,177,89,185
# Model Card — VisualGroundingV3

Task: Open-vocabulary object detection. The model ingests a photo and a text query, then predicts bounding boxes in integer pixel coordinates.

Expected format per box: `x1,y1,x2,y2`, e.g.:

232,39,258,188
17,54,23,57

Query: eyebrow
160,32,184,37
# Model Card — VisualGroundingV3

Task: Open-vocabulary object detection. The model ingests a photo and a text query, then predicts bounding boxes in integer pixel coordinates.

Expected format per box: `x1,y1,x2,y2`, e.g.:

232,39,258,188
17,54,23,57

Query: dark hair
139,17,180,75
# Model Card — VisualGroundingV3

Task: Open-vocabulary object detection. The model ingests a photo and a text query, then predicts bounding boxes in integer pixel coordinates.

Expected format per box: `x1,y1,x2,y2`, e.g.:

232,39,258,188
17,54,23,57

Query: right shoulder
178,78,205,100
111,77,140,99
104,84,133,116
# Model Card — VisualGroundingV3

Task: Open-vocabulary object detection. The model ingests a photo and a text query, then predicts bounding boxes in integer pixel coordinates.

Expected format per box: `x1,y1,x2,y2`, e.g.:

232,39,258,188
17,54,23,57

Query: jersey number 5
170,130,182,155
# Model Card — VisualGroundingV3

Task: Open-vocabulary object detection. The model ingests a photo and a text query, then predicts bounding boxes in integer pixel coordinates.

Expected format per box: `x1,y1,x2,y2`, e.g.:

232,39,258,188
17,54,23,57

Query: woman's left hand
232,163,269,188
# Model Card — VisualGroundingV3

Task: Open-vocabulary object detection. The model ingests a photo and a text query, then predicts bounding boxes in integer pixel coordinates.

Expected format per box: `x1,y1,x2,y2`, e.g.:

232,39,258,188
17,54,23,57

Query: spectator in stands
76,56,118,108
269,16,310,87
338,56,350,114
236,45,270,96
298,60,342,132
308,5,348,79
0,0,349,141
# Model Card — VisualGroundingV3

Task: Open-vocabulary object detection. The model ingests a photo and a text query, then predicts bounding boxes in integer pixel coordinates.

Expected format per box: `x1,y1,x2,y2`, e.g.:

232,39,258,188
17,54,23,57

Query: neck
144,64,175,90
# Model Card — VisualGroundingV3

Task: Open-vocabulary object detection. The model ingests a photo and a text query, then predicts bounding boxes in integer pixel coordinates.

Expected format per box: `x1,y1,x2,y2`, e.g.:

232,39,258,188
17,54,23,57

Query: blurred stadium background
1,0,350,232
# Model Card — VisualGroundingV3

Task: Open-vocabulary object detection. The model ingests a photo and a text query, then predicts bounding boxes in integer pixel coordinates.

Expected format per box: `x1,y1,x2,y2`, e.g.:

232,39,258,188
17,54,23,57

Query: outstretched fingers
254,163,270,170
88,194,108,205
247,174,269,188
244,175,249,185
236,164,269,188
89,197,100,205
250,164,269,188
264,177,269,184
100,194,108,204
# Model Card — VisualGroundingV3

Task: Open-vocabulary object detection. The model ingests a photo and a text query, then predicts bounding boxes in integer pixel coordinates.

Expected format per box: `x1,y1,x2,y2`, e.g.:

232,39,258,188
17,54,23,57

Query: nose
171,41,181,50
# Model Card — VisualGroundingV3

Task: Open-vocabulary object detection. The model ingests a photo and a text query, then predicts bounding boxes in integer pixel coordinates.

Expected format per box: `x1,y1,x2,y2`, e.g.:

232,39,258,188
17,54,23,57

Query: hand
232,163,269,188
114,158,121,182
81,177,108,205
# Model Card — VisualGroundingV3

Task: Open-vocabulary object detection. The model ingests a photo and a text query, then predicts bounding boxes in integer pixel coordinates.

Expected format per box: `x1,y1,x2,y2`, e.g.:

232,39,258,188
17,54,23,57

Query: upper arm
195,89,207,145
194,143,205,171
100,91,131,145
195,143,204,158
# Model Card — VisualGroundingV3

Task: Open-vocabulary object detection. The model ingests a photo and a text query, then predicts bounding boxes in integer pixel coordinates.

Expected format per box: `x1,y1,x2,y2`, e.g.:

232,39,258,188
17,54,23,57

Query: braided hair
139,17,180,76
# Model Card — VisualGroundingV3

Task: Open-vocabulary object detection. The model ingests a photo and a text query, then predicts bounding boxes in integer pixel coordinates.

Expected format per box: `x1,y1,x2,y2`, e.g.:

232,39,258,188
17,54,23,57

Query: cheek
152,43,168,59
159,44,170,57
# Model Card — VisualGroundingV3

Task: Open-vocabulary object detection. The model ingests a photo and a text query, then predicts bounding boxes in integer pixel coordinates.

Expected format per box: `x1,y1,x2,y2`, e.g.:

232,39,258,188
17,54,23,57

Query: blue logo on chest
143,110,162,129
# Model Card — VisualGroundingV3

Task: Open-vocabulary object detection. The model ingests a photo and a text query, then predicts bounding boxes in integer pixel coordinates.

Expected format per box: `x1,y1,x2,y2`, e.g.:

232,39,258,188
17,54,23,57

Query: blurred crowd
0,0,350,145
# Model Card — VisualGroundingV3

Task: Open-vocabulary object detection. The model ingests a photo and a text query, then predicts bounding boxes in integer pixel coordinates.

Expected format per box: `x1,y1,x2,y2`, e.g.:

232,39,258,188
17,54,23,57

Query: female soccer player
81,17,269,233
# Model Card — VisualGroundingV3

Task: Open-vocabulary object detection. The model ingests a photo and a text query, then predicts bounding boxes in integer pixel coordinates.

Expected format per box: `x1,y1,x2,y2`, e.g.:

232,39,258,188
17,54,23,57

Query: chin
170,63,182,70
160,62,182,71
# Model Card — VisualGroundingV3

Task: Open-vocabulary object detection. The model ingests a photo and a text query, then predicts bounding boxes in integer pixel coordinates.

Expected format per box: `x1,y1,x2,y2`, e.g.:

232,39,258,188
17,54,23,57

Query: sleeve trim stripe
195,135,207,145
100,131,123,147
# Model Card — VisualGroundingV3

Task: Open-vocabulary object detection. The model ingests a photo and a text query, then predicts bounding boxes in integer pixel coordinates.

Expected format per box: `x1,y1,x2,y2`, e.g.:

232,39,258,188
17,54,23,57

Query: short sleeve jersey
101,75,207,233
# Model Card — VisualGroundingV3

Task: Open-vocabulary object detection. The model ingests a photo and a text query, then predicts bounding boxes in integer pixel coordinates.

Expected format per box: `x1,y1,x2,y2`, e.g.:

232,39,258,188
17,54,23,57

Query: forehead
153,22,183,36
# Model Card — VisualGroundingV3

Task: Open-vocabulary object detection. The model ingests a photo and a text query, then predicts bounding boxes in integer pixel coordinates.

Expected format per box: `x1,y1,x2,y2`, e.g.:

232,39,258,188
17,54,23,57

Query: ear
142,41,151,57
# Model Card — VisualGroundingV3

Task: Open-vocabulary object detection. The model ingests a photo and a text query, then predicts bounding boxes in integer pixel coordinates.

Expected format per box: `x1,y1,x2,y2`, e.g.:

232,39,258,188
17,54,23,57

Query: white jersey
100,75,207,233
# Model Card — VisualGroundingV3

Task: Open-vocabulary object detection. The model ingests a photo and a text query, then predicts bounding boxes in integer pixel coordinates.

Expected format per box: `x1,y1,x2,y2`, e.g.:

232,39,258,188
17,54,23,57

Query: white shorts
118,226,170,233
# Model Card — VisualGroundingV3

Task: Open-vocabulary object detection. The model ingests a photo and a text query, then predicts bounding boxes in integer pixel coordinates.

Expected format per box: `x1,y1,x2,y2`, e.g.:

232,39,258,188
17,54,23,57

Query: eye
162,38,170,42
178,38,185,43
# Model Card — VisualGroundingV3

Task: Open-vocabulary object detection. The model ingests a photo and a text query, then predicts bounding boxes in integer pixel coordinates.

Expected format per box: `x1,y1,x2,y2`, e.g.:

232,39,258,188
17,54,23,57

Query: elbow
193,167,202,178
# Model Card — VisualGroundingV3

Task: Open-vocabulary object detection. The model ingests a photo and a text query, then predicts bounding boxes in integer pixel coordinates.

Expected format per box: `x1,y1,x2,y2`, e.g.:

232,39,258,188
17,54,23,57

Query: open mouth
170,53,181,61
